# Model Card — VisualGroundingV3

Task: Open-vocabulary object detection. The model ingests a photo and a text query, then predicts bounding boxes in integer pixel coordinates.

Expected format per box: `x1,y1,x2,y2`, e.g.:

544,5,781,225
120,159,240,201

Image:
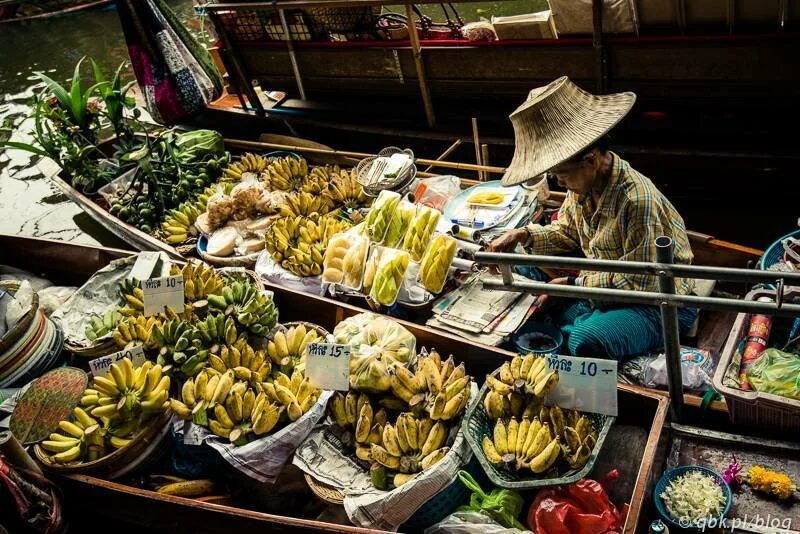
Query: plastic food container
321,233,350,284
364,190,401,243
341,235,370,290
369,248,410,307
402,205,442,262
417,233,457,294
382,199,416,248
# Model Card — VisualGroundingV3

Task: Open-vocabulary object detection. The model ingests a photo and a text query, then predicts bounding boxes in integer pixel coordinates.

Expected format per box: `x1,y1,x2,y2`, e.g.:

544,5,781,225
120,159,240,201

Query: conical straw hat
501,77,636,186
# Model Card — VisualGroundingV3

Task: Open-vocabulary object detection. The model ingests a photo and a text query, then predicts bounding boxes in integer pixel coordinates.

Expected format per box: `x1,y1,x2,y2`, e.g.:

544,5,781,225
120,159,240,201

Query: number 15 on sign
305,342,350,391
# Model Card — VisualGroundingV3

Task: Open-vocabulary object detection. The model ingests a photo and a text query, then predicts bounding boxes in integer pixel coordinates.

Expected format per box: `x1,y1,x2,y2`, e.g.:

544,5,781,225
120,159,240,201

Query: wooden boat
0,234,670,533
0,0,112,24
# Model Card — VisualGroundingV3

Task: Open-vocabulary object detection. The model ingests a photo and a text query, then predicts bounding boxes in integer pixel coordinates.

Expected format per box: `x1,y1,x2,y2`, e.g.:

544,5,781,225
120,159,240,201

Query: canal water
0,0,545,247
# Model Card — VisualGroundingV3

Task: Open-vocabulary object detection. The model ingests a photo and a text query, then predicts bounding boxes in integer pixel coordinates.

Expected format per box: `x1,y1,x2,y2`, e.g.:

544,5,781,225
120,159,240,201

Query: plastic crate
711,288,800,433
462,367,615,490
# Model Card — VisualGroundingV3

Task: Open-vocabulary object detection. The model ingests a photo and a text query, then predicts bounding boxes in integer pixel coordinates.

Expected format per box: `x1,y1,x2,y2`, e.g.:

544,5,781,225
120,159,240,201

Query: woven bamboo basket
217,266,266,293
64,338,117,359
304,474,344,504
279,321,331,341
33,410,173,480
199,249,262,269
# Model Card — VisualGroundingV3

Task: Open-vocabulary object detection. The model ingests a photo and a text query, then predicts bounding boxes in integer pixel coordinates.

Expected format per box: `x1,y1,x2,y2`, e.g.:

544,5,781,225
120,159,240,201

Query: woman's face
550,151,600,194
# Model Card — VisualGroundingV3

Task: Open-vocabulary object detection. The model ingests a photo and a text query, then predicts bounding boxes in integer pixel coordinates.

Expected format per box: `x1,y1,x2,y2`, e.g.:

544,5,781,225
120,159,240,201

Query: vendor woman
489,77,697,360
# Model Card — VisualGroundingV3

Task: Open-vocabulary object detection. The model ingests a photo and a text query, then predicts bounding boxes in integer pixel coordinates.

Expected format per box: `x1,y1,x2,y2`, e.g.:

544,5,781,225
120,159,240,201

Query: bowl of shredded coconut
655,466,732,530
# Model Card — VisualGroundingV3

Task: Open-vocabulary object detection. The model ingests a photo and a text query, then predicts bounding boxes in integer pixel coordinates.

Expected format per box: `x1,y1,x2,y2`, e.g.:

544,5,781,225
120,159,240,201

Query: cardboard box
491,10,558,40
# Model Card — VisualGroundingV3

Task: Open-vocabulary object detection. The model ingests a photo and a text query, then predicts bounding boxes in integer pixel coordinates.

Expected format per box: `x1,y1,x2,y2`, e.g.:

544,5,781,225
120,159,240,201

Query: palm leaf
0,140,52,158
69,57,86,127
35,72,71,110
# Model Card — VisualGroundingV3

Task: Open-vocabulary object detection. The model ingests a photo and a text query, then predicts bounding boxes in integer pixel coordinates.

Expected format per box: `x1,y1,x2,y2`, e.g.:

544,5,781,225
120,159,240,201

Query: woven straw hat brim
501,77,636,186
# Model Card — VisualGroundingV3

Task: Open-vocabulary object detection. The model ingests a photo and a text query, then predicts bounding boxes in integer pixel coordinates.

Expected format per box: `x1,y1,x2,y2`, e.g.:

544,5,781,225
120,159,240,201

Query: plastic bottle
738,296,774,390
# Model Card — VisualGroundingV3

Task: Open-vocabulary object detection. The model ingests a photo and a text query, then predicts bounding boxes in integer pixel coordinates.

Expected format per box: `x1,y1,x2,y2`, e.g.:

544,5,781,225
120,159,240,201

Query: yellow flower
747,466,796,500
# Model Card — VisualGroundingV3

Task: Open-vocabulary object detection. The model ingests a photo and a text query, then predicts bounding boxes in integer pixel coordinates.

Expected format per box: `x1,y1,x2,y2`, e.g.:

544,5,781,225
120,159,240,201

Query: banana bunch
369,413,450,489
263,369,320,422
160,200,204,245
195,313,242,349
322,234,349,284
207,338,271,384
85,309,123,342
207,281,279,336
279,190,332,219
402,206,442,262
264,156,308,191
266,214,352,277
343,237,369,288
481,416,561,475
267,323,320,372
112,315,160,350
418,234,457,294
222,153,268,182
467,191,505,205
299,165,331,195
331,391,389,449
324,167,371,210
483,354,559,420
364,190,401,242
150,319,200,372
118,278,145,316
171,261,224,308
370,251,409,306
88,359,171,422
390,350,470,421
40,407,105,463
382,201,415,247
543,405,597,471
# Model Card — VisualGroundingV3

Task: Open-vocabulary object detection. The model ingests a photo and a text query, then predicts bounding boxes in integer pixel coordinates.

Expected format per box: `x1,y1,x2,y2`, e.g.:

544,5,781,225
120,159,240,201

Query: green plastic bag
746,348,800,400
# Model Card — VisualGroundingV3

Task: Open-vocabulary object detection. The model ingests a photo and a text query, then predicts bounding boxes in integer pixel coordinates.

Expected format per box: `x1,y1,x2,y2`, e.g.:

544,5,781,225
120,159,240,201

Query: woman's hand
487,228,528,252
534,277,570,309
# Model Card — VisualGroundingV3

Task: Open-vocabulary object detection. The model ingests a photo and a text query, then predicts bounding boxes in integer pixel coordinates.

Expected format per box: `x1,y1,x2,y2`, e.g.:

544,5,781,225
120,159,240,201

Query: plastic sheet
746,348,800,400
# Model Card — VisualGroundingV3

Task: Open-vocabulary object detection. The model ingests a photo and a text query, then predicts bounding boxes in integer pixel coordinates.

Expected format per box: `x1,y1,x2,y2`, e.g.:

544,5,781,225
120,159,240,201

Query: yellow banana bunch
368,412,450,490
402,206,442,262
90,359,171,421
328,391,388,452
263,369,320,422
264,156,308,191
206,337,272,385
481,416,561,475
279,190,332,219
324,167,371,210
482,354,559,420
549,406,597,471
112,315,160,350
389,350,471,422
299,165,330,195
267,323,320,373
159,200,204,245
171,261,224,306
266,214,351,278
222,153,268,182
40,407,104,464
418,234,457,294
117,278,145,317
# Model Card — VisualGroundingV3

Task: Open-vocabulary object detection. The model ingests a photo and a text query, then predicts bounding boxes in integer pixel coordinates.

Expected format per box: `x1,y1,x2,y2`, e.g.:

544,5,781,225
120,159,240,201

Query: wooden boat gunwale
0,234,669,533
0,0,112,24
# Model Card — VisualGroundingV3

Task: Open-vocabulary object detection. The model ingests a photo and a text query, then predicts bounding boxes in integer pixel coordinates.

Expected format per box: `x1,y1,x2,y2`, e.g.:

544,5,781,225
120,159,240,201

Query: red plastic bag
528,470,629,534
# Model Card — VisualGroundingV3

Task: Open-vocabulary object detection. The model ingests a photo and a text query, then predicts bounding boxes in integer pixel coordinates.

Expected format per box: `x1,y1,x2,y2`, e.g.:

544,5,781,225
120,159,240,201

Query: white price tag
88,346,146,377
129,252,161,281
142,275,185,316
543,354,617,416
305,342,351,391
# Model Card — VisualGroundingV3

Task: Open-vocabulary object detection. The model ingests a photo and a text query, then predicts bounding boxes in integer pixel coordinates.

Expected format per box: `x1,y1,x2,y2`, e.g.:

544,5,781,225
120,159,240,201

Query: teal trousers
556,300,698,361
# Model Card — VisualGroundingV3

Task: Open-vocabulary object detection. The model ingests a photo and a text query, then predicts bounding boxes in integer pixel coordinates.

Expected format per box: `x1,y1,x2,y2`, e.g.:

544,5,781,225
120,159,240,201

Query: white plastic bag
425,511,532,534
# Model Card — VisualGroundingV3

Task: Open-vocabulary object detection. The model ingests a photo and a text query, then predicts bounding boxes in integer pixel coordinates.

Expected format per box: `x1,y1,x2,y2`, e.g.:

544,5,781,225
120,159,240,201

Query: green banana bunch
402,206,442,262
207,281,279,336
150,319,201,374
85,309,123,342
112,315,160,350
418,234,457,294
364,190,401,242
118,278,144,317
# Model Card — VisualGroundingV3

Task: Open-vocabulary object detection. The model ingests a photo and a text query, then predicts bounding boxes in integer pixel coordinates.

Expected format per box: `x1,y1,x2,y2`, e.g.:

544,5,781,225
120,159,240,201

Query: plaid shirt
526,152,694,295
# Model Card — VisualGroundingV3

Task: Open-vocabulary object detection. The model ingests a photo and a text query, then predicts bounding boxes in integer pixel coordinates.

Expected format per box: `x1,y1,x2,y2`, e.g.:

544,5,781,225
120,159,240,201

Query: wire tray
355,147,417,197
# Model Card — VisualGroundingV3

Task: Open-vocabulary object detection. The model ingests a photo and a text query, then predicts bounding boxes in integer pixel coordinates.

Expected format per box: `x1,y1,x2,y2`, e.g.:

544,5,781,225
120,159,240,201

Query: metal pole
655,236,684,421
406,3,437,128
279,9,307,100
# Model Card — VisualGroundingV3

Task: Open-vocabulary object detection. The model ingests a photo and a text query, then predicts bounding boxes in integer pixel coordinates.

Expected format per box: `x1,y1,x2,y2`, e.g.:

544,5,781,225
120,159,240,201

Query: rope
457,470,526,530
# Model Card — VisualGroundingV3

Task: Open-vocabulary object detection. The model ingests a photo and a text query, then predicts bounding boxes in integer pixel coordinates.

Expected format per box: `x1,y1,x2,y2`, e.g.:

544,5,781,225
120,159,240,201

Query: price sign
142,275,185,316
88,346,146,377
543,354,617,416
129,252,161,281
305,342,351,391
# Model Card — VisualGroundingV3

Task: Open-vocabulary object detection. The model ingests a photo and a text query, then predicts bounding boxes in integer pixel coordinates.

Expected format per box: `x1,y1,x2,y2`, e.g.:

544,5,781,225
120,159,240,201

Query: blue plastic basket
400,456,485,531
654,466,732,531
760,229,800,269
512,321,563,355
